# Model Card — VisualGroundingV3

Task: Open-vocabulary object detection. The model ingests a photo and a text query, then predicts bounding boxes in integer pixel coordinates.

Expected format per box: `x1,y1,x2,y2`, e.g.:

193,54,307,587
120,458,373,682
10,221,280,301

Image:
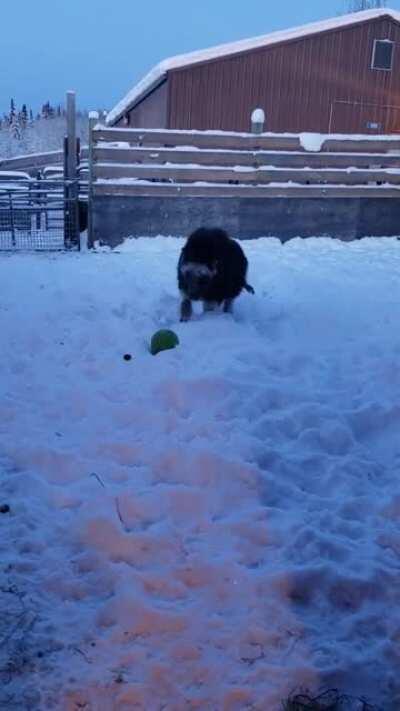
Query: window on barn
371,39,394,70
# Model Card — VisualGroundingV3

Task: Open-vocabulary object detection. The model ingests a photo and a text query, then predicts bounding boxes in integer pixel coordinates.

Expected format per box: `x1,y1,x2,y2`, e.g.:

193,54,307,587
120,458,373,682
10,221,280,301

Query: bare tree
347,0,387,10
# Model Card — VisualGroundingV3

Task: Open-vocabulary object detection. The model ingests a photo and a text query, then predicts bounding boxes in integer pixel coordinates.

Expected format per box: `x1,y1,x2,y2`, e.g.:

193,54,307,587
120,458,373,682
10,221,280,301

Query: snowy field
1,236,400,710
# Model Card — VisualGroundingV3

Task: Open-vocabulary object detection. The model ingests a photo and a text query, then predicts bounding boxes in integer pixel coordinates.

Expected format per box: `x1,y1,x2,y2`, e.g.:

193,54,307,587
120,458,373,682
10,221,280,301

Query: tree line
0,99,88,139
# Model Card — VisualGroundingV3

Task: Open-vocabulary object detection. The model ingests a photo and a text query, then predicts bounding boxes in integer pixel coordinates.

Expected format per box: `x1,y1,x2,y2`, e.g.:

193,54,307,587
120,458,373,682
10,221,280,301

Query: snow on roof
107,8,400,125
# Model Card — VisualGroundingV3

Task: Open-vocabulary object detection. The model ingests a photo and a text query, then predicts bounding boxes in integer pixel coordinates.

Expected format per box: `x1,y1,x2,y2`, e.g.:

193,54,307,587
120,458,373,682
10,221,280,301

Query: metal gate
0,179,81,251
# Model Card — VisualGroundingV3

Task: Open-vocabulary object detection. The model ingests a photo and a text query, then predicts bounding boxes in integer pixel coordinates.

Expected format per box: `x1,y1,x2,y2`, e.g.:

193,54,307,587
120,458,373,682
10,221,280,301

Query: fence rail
0,150,64,175
93,163,400,185
0,148,88,177
91,145,400,170
92,125,400,153
93,182,400,198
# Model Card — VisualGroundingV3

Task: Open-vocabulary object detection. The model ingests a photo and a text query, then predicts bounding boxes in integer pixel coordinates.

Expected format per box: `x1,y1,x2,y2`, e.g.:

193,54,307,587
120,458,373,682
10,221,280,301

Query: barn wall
116,81,168,128
167,17,400,133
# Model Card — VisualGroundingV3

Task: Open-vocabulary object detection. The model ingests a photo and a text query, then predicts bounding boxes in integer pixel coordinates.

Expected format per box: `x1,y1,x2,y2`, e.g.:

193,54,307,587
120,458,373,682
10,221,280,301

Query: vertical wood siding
117,81,168,128
166,17,400,134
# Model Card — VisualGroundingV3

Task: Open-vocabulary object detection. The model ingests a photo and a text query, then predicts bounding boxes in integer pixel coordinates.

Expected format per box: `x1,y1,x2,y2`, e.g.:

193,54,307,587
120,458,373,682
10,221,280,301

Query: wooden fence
86,119,400,244
0,150,64,175
86,124,400,199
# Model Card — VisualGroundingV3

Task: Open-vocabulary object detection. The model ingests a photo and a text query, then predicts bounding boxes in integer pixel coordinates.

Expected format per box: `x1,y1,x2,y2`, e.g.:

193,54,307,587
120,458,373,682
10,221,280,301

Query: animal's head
179,260,217,299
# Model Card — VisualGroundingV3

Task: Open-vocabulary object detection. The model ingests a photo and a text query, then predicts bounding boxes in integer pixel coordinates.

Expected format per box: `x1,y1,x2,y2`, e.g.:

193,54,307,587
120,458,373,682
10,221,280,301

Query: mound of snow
0,236,399,709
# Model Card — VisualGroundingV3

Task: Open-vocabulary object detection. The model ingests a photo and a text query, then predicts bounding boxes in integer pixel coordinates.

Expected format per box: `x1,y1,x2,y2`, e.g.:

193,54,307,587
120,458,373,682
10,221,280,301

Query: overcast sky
1,0,400,114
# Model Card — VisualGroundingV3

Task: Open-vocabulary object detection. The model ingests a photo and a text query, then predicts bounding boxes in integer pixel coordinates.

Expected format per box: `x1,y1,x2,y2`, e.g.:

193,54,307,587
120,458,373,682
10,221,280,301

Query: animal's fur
177,227,254,321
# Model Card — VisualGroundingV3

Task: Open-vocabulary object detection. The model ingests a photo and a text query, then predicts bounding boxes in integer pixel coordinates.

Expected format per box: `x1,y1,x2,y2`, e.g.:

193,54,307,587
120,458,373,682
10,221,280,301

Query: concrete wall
91,194,400,247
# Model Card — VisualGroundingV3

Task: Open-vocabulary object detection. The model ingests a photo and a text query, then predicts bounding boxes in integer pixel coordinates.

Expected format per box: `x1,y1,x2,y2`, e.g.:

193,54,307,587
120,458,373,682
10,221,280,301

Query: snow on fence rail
0,150,64,174
0,148,89,177
88,124,400,198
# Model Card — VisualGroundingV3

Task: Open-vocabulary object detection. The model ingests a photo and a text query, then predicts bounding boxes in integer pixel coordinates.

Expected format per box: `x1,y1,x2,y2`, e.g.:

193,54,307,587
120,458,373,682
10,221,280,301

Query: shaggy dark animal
177,227,254,322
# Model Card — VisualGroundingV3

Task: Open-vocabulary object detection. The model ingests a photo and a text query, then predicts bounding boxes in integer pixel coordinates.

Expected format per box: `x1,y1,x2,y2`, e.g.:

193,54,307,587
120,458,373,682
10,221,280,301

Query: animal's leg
203,301,218,313
223,298,234,314
180,298,192,322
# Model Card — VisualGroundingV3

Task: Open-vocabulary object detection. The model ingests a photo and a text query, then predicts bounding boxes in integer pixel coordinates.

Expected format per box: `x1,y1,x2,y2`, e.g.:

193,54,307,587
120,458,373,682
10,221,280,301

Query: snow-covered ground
0,236,400,710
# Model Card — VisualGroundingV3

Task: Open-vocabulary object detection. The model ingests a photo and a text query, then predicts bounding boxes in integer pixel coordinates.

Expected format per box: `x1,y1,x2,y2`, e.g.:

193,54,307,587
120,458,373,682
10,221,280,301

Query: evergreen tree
21,104,28,127
10,114,21,140
347,0,387,10
9,98,16,123
42,101,55,119
48,103,55,118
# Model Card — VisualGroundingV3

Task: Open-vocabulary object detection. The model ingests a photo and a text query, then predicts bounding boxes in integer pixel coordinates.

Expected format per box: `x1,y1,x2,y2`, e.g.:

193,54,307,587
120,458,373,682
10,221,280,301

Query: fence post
87,111,99,249
64,90,79,248
66,91,77,182
35,172,41,230
251,108,265,134
8,192,16,247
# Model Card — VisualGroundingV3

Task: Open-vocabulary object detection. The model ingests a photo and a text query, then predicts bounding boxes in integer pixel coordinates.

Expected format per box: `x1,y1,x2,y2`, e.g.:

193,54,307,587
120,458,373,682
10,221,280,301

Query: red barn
107,8,400,135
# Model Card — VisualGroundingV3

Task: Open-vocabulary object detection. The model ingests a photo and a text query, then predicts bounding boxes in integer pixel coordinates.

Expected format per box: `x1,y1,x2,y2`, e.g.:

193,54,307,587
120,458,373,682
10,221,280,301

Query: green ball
150,329,179,356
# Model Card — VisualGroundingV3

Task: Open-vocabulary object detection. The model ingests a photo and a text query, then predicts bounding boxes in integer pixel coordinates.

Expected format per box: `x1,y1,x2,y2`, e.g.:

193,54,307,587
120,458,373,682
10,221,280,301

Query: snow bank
0,236,400,709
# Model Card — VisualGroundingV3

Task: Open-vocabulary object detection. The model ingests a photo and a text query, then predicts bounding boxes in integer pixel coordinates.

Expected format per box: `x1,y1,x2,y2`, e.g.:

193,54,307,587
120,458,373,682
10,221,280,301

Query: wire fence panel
0,179,81,251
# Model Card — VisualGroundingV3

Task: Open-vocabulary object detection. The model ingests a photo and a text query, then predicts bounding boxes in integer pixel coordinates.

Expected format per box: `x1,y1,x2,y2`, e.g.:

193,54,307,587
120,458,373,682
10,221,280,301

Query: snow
299,132,400,151
1,236,400,709
100,126,400,141
299,133,326,152
42,166,64,177
106,8,400,125
98,125,400,156
0,150,63,162
0,231,64,250
0,182,31,192
251,109,265,125
0,170,31,180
